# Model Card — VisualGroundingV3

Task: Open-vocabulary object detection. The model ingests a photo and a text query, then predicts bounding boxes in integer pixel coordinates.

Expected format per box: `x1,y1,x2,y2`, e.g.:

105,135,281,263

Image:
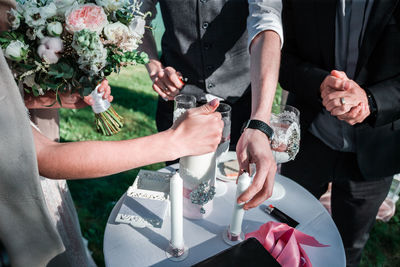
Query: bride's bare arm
33,100,223,179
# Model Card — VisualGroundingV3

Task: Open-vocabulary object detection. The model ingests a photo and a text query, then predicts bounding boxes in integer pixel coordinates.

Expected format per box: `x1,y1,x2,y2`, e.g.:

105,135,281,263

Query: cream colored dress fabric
31,121,97,267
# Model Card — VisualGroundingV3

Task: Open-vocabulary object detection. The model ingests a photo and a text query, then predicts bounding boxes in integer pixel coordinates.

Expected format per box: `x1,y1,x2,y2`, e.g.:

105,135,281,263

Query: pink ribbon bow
245,221,329,267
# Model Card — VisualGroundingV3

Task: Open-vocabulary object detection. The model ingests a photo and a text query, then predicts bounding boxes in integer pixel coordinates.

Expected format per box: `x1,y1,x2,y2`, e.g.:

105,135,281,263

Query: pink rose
66,4,108,34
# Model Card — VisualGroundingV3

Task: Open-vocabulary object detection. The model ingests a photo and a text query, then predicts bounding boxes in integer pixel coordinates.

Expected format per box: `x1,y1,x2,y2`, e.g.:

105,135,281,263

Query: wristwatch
241,119,274,140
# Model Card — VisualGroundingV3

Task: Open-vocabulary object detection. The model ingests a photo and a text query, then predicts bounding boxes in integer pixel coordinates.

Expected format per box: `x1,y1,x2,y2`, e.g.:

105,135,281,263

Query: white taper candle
229,172,251,236
170,172,184,249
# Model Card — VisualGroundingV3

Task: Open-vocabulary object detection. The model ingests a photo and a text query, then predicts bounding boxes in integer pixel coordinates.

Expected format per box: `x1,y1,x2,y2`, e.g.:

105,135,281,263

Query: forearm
24,91,87,109
249,30,281,123
139,29,163,76
34,127,178,179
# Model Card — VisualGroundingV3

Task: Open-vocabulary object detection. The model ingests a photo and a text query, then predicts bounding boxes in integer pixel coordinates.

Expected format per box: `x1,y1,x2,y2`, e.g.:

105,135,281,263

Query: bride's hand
24,80,113,109
170,99,223,157
83,79,113,106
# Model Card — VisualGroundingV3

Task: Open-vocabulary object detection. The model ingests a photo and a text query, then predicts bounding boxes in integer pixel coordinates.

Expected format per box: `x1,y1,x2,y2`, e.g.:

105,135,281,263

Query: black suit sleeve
279,0,329,111
363,7,400,127
365,75,400,127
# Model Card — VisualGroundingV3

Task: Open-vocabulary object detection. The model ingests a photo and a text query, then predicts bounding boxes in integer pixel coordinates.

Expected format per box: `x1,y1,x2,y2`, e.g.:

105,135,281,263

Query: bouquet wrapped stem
91,85,123,136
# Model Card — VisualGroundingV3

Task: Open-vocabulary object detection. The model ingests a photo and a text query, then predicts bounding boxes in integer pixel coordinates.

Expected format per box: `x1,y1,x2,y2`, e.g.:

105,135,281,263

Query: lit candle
229,172,251,236
170,172,184,249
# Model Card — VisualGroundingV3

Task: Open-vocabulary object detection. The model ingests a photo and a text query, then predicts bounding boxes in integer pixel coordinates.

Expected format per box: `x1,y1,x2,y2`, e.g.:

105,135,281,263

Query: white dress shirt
247,0,283,49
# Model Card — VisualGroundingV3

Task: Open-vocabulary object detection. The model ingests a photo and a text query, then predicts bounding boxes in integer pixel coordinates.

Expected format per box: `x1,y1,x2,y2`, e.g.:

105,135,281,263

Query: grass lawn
60,65,400,266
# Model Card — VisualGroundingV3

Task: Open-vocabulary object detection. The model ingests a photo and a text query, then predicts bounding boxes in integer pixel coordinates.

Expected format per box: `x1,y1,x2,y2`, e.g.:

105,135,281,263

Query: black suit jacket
279,0,400,179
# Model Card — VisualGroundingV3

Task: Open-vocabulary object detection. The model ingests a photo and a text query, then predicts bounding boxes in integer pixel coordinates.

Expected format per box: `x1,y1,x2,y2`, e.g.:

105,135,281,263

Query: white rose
129,17,146,38
4,40,29,62
95,0,127,12
47,22,63,37
103,22,130,42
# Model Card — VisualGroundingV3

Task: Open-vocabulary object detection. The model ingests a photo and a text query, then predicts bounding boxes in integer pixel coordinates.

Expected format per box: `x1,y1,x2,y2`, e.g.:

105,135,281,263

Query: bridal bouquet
0,0,149,135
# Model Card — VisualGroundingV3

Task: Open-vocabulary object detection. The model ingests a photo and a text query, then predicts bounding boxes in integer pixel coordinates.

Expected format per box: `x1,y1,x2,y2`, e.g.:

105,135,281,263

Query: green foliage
104,50,149,76
115,9,135,25
48,62,75,80
0,31,25,48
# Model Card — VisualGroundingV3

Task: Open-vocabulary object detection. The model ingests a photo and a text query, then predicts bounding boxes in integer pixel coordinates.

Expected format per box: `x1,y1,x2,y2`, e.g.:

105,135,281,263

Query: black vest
152,0,251,103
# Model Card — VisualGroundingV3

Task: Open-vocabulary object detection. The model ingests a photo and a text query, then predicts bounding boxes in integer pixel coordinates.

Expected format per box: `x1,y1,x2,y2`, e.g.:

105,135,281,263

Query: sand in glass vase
173,94,196,122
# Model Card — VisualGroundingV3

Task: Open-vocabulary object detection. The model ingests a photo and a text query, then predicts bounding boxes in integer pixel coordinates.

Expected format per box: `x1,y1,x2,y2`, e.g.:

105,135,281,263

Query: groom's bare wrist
146,59,164,78
250,113,271,124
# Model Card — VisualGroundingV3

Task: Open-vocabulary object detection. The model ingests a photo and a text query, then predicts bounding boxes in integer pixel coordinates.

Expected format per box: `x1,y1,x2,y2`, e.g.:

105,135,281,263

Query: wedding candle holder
222,226,245,246
223,172,251,246
165,243,189,262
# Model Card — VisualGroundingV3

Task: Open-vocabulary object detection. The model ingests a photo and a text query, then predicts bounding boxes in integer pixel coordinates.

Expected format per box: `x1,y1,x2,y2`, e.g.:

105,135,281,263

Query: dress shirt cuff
247,0,283,50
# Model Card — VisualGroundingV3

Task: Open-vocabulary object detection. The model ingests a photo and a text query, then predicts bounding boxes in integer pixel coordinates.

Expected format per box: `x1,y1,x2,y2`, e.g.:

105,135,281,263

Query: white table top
104,164,345,267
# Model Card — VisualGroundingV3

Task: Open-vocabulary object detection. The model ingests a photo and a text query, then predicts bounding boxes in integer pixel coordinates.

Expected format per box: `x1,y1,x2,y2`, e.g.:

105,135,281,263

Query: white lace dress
31,121,97,267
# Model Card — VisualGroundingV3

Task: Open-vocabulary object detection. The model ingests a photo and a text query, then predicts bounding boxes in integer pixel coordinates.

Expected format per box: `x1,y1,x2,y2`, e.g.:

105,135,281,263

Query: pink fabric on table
245,221,329,267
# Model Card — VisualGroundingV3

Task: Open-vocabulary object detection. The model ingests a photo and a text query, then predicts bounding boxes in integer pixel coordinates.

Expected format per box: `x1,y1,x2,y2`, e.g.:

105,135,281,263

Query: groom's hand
236,129,277,210
148,61,184,100
322,70,370,125
171,99,223,157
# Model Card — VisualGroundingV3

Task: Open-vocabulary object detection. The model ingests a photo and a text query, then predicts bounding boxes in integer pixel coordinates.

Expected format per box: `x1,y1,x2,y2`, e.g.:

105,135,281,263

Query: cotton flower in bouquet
1,0,150,136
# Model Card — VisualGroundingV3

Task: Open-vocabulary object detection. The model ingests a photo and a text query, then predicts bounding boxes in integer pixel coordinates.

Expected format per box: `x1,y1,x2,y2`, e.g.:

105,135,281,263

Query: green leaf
43,100,57,108
56,90,62,106
0,37,10,43
46,82,61,89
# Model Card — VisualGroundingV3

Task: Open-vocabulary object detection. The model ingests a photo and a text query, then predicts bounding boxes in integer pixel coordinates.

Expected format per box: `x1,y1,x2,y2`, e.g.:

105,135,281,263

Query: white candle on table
170,172,184,249
229,172,251,236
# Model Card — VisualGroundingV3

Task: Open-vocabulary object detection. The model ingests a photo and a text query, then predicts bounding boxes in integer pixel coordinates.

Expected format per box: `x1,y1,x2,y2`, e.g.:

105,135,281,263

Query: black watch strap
241,119,274,139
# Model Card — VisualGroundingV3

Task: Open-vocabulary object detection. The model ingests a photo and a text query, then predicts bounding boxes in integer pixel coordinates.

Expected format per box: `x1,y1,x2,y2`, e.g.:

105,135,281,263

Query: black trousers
281,131,392,267
155,90,252,162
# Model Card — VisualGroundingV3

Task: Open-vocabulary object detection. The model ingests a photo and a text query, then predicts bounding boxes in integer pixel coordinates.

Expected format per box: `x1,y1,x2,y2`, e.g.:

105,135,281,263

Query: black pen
265,204,299,228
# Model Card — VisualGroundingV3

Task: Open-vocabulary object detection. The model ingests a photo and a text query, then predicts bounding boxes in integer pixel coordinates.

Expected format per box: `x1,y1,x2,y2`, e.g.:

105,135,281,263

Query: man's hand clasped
150,65,185,100
321,70,370,125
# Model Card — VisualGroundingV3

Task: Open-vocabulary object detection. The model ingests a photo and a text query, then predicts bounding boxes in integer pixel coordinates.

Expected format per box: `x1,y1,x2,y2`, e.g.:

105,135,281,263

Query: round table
104,164,345,267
